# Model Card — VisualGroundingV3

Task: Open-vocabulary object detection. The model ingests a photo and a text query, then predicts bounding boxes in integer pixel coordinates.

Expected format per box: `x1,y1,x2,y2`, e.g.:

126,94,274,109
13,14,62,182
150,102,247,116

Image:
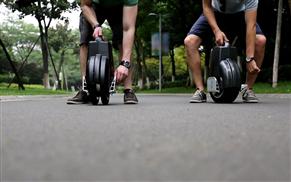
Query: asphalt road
1,94,291,181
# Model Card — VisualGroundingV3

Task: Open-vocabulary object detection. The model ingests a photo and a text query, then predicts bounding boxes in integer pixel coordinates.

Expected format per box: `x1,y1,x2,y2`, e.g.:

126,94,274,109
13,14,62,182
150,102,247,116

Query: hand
115,65,129,83
92,26,102,39
246,60,261,74
214,30,228,46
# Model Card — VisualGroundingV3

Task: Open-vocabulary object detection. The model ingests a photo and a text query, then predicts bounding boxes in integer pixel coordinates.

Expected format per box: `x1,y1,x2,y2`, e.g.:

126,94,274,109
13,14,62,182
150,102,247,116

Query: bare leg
117,44,133,90
123,69,133,90
184,34,204,90
80,44,88,90
246,34,266,89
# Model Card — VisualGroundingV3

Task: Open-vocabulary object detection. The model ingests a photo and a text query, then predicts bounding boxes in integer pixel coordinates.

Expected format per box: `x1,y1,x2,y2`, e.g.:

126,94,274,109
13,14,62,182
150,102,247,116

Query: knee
256,35,267,48
184,35,201,50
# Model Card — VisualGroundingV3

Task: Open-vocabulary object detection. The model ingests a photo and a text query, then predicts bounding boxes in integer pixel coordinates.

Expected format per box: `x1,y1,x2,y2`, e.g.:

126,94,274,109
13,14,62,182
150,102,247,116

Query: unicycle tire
210,58,241,103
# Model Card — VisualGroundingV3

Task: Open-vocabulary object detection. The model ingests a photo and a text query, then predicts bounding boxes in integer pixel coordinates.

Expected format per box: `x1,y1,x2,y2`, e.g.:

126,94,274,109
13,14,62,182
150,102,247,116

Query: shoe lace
194,90,203,97
248,89,256,97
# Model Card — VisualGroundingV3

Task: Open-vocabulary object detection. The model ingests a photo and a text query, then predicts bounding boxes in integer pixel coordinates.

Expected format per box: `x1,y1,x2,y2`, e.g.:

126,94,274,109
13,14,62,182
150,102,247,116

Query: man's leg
67,13,92,104
118,42,137,104
80,44,88,89
184,34,207,103
246,34,266,88
184,34,204,91
106,5,138,103
242,34,266,103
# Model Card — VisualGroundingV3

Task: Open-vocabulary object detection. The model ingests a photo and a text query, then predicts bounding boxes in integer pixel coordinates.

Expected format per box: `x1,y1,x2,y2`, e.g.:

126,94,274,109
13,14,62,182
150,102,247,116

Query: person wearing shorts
184,0,266,103
67,0,139,104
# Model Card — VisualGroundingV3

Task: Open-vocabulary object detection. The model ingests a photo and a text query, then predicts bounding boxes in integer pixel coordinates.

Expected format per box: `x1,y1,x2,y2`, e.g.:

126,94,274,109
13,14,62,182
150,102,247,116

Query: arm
121,5,138,62
80,0,102,38
244,10,256,60
202,0,228,45
115,5,138,83
245,10,260,73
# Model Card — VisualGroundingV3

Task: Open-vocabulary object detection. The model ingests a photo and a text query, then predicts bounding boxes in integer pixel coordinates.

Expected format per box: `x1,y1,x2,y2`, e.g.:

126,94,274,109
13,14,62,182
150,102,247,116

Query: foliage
48,22,78,53
0,19,39,62
0,0,78,88
0,19,43,84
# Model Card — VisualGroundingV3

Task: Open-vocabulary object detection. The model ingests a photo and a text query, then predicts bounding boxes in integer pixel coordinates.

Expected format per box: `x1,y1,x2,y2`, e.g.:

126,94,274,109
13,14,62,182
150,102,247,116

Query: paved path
1,94,291,181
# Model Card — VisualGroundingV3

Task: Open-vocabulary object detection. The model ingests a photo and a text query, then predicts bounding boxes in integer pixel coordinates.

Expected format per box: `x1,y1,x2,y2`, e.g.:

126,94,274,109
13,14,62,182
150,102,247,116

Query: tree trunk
169,48,176,82
58,50,66,74
38,20,50,89
0,38,25,90
272,0,283,88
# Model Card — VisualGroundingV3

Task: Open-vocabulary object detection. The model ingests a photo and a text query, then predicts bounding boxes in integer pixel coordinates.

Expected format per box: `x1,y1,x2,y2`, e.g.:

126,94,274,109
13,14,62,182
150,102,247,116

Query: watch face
124,61,130,67
121,61,131,68
246,57,254,62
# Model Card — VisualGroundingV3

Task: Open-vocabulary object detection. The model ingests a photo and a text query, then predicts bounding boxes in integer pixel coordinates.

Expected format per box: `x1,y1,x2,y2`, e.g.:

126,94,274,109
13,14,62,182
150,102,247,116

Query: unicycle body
207,43,241,103
86,38,115,105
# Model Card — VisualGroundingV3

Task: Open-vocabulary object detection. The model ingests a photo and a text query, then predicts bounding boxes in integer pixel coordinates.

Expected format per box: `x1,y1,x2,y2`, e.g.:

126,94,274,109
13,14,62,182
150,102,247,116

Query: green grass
0,83,70,96
1,82,290,96
137,81,291,94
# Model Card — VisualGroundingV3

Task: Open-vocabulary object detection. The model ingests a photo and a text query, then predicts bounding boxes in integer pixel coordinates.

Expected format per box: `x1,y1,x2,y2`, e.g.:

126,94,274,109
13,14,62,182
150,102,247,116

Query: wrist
246,56,255,63
213,28,221,35
93,23,100,29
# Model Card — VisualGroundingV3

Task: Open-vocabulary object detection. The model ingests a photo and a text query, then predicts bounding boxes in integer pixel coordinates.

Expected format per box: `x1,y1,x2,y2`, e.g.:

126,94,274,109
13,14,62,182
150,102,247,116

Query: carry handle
95,36,103,42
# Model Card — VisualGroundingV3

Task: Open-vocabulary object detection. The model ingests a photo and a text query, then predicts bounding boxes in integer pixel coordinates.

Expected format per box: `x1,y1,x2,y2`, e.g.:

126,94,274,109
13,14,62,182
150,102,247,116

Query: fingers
92,27,102,39
115,66,129,83
215,31,228,46
247,61,261,74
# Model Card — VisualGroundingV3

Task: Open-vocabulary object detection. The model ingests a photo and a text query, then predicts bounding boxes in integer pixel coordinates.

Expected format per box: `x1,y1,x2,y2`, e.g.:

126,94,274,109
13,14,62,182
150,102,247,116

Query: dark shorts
187,11,264,47
79,4,123,49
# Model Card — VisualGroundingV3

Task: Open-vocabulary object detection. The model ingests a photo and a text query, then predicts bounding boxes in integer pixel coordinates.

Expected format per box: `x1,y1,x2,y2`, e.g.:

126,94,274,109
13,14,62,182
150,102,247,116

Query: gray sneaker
190,89,207,103
124,89,138,104
242,89,259,103
67,90,88,104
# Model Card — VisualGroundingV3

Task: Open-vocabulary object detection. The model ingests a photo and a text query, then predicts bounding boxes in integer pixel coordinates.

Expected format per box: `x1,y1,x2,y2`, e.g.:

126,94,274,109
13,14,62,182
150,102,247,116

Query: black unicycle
206,42,241,103
86,38,116,105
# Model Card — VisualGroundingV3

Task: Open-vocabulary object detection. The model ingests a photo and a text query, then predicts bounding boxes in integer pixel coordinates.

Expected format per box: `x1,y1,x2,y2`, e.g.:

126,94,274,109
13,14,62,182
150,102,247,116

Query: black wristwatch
119,60,131,69
246,56,255,63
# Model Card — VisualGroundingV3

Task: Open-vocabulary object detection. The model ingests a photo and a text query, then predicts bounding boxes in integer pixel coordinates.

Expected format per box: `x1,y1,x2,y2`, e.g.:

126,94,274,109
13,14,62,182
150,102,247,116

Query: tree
0,18,42,86
48,22,79,89
0,0,77,88
135,0,202,88
272,0,284,88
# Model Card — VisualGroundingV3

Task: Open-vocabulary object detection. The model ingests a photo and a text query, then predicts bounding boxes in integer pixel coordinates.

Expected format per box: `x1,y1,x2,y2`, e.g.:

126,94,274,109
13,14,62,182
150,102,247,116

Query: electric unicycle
207,43,241,103
86,38,116,105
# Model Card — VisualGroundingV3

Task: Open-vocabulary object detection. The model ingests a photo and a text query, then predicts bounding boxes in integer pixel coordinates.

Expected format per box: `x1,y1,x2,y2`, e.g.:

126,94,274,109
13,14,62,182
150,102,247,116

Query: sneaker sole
189,100,206,103
66,101,87,104
124,100,138,104
243,100,259,103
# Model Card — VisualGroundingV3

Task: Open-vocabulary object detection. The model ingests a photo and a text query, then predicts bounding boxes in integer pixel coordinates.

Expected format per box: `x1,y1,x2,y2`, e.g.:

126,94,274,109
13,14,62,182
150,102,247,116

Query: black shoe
124,89,138,104
67,90,88,104
189,89,207,103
